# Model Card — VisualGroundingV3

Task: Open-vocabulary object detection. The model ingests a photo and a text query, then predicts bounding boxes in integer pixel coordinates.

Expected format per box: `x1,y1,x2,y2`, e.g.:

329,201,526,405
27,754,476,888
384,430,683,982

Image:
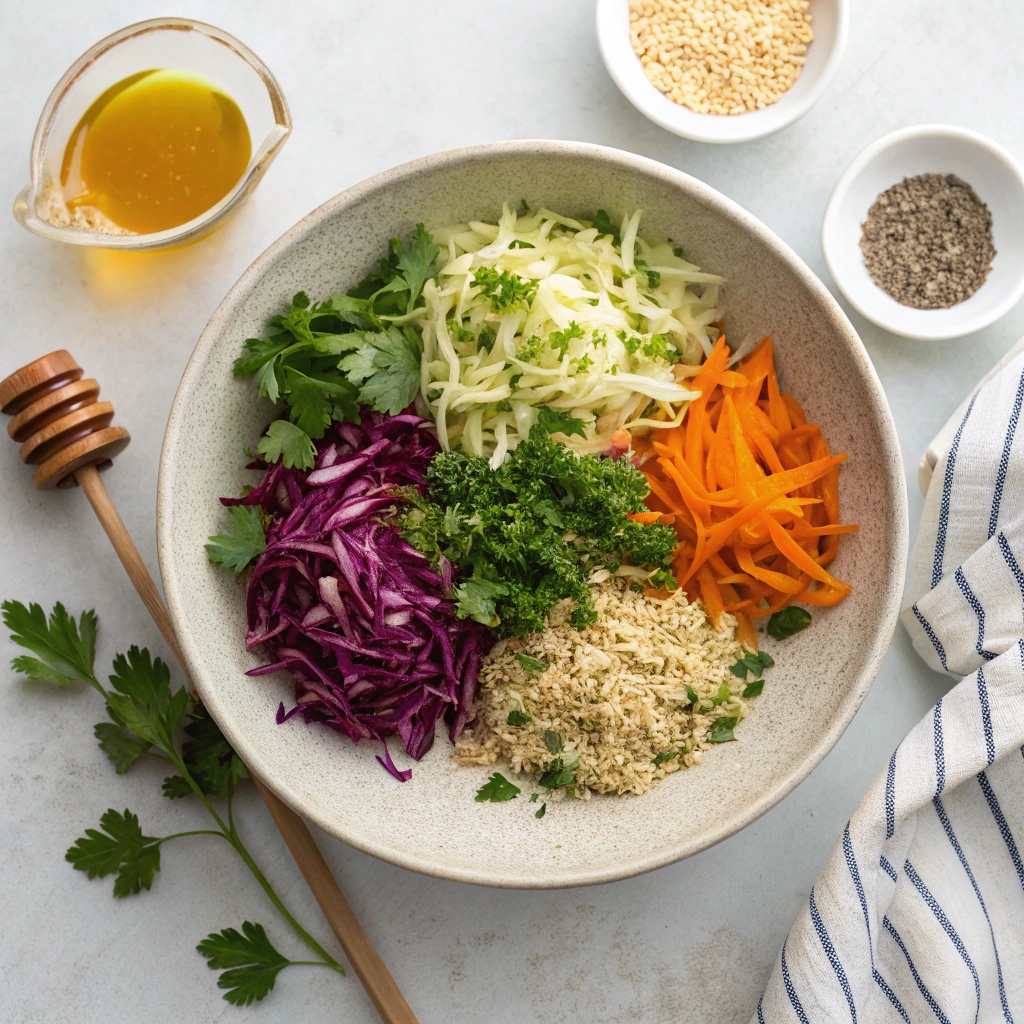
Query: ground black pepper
859,173,995,310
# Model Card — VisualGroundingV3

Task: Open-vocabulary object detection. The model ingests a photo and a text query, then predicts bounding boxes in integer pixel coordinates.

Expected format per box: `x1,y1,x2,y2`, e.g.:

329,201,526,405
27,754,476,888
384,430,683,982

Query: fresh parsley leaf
591,209,621,246
711,681,732,706
685,685,699,705
536,406,586,440
161,775,194,799
543,731,563,754
197,922,292,1006
341,327,422,416
742,679,765,699
395,223,440,313
454,575,508,627
472,267,537,311
475,772,521,802
166,700,248,799
257,420,317,470
539,755,578,791
654,749,678,765
3,600,98,688
730,651,775,678
233,334,292,379
507,709,531,726
767,607,812,640
707,716,739,743
94,722,152,774
66,808,161,897
104,647,187,754
509,239,535,249
535,802,547,819
516,654,549,673
529,792,540,802
205,506,267,573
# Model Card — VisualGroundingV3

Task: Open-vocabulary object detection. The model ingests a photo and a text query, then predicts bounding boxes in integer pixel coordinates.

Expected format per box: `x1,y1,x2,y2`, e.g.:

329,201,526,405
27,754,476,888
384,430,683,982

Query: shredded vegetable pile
222,413,491,778
422,206,722,465
637,336,858,650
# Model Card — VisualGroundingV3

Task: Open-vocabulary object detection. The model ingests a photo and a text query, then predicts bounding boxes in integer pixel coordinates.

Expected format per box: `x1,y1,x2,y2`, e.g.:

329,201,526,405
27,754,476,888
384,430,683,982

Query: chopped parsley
507,709,532,726
535,803,547,819
592,209,622,245
543,731,564,754
516,654,549,672
742,680,764,698
539,755,579,791
653,750,679,765
205,506,267,573
472,266,537,311
707,716,739,743
399,430,676,636
767,607,812,640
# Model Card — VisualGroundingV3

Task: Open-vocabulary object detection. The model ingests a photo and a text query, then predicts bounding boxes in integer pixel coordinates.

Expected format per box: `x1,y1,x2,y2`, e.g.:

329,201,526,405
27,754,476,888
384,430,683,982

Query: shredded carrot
635,335,858,643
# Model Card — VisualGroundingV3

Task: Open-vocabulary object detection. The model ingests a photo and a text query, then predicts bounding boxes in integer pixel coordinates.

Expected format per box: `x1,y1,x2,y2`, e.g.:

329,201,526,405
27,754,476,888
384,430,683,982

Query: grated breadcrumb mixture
629,0,814,116
454,580,748,796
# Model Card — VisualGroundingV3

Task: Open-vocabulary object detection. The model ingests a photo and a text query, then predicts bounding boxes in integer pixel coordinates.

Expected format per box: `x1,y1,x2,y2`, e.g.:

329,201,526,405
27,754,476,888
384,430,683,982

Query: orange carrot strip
696,564,724,625
759,513,851,592
734,612,758,651
735,545,803,594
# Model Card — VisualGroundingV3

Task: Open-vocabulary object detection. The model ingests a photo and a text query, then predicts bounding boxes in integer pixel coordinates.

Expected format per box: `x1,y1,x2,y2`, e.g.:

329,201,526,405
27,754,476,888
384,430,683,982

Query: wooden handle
74,464,419,1024
251,774,419,1024
76,464,187,665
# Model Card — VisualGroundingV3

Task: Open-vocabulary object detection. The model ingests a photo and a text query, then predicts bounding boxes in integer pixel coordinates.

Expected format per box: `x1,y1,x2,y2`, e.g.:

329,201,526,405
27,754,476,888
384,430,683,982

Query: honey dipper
0,351,418,1024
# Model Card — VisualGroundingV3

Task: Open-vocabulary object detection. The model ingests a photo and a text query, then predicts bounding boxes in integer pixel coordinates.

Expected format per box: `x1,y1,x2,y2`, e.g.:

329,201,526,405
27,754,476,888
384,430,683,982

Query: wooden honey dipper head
0,350,130,489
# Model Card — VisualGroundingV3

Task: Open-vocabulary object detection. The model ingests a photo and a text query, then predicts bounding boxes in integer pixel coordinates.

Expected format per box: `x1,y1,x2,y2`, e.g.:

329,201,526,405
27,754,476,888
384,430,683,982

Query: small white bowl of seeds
822,125,1024,341
596,0,848,144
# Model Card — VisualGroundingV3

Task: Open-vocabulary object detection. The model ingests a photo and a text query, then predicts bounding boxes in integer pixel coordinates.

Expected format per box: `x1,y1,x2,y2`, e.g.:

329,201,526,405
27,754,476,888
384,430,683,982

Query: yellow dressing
61,69,251,235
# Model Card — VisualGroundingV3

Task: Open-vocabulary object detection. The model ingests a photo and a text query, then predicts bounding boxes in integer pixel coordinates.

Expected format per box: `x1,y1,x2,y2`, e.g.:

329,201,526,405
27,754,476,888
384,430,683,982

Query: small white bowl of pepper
822,125,1024,341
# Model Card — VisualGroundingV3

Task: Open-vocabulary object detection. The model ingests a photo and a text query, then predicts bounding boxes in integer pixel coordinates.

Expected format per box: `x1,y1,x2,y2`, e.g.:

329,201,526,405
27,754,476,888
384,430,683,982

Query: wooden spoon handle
76,464,187,665
251,773,419,1024
73,463,419,1024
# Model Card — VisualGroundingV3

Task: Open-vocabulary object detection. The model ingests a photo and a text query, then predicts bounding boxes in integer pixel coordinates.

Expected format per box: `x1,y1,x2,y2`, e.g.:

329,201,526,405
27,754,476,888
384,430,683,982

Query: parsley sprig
2,600,345,1006
234,225,439,469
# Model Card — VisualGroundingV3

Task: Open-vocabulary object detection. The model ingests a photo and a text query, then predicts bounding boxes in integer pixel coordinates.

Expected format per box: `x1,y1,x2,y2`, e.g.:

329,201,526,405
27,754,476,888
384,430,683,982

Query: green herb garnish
543,731,564,754
472,266,537,311
653,750,678,765
205,506,267,573
475,772,522,802
707,716,739,743
742,680,764,698
399,430,676,636
535,803,547,819
507,709,532,726
536,406,586,440
767,607,812,640
592,209,621,245
516,654,549,672
730,650,775,678
231,224,438,463
539,755,579,791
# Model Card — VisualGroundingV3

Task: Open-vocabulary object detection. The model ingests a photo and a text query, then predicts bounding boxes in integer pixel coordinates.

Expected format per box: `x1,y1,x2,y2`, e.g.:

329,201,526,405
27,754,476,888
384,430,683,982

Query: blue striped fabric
756,352,1024,1023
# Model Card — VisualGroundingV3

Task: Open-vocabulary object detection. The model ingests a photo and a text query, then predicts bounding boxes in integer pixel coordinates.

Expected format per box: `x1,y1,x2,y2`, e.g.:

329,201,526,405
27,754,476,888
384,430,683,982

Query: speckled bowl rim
157,140,907,888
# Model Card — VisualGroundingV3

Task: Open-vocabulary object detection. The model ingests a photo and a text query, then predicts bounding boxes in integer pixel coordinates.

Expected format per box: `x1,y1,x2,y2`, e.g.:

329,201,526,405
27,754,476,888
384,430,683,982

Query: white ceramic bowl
595,0,847,144
822,125,1024,341
158,141,907,888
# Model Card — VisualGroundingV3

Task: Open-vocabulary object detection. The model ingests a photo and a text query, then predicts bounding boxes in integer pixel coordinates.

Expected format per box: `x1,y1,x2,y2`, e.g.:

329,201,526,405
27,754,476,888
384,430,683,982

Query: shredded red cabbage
223,413,491,780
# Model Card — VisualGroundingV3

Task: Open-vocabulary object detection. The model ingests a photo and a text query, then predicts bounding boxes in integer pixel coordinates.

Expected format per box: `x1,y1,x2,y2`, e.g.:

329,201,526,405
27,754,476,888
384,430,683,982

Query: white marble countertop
3,1,1024,1021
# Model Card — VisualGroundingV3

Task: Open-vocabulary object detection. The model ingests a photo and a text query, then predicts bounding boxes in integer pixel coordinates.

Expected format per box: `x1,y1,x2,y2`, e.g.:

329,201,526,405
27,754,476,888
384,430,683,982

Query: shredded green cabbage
415,205,723,467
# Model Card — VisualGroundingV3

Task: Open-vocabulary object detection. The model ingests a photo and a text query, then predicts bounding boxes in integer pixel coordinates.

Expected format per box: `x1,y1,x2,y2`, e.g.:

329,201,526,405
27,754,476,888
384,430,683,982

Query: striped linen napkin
754,350,1024,1023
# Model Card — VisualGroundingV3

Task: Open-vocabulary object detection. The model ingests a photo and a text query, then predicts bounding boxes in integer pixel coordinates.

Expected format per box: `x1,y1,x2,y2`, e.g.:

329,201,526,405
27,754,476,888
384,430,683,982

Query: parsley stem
163,748,345,975
225,833,345,974
153,830,227,844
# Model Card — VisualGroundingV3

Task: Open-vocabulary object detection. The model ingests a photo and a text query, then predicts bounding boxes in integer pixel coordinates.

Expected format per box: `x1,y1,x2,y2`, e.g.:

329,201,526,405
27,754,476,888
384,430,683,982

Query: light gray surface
1,1,1022,1021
